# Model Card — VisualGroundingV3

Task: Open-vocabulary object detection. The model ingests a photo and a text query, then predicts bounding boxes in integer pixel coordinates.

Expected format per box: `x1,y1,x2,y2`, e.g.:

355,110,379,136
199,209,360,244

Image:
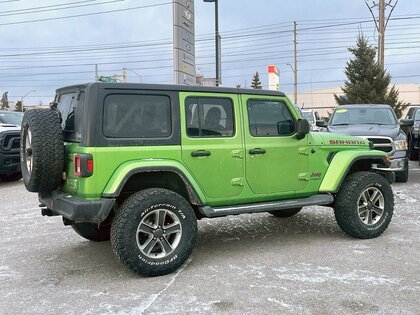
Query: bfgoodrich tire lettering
20,109,64,192
111,188,197,277
334,171,394,239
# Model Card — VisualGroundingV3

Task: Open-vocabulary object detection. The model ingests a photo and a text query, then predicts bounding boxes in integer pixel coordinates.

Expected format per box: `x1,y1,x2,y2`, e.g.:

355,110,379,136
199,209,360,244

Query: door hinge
232,150,243,159
298,173,310,181
298,147,309,156
231,178,244,186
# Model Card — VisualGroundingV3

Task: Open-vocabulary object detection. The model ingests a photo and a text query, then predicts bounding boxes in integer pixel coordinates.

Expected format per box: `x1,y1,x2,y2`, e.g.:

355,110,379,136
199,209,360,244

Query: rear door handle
191,150,211,157
249,148,266,155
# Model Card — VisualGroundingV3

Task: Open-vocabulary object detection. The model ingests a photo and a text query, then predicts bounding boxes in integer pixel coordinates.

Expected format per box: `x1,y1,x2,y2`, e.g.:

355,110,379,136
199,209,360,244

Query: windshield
330,107,397,125
414,110,420,121
0,111,24,125
302,111,314,123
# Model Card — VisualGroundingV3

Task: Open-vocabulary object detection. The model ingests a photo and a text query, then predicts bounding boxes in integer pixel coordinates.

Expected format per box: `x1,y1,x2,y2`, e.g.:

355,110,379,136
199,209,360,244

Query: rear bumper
39,190,115,224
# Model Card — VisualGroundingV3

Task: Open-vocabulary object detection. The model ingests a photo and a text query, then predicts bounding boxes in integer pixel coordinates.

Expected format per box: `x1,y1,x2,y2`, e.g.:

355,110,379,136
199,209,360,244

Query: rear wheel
269,208,302,218
111,188,197,277
334,171,394,239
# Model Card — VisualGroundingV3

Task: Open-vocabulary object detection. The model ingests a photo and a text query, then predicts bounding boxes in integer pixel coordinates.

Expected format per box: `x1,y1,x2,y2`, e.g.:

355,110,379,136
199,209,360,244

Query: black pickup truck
0,111,23,181
403,106,420,161
317,104,413,182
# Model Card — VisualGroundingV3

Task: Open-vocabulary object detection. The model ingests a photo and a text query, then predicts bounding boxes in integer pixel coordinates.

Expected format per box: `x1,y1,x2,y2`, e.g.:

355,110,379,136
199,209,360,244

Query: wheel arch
319,151,389,193
102,165,205,206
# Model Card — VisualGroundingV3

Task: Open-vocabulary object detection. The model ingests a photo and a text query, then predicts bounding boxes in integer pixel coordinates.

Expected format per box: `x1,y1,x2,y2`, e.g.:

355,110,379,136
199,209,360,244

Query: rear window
103,94,171,138
57,91,85,142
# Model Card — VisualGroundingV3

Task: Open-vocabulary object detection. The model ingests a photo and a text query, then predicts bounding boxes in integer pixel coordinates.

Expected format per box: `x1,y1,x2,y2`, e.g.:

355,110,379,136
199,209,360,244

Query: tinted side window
103,94,171,138
57,91,85,142
185,97,234,137
247,100,295,136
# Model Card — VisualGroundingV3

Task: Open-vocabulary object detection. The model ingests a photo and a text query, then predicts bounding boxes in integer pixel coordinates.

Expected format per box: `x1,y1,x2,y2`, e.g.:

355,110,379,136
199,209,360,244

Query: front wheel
334,171,394,239
395,159,409,183
111,188,197,277
408,137,418,161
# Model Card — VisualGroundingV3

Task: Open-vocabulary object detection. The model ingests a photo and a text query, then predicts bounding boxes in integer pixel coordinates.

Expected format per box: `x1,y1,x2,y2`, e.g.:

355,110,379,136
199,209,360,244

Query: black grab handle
249,148,266,155
191,150,211,157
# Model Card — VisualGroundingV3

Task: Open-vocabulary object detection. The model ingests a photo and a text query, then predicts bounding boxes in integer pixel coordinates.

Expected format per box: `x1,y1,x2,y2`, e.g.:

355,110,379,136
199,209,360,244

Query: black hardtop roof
337,104,392,109
56,82,286,97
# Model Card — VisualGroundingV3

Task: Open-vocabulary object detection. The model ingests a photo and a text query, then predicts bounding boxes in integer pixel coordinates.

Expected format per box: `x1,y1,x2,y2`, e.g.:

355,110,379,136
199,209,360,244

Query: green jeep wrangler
21,83,394,277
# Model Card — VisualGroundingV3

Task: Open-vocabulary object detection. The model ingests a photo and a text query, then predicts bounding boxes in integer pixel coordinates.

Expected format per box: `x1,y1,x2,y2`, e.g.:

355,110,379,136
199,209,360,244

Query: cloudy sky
0,0,419,105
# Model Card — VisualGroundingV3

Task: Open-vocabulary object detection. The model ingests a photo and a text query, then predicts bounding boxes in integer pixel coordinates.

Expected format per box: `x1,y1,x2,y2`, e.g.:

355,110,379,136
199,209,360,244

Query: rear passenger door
181,92,244,199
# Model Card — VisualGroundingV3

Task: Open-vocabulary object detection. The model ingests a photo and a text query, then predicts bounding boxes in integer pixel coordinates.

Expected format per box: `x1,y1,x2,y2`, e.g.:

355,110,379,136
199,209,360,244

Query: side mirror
316,120,327,128
400,119,414,127
295,119,310,139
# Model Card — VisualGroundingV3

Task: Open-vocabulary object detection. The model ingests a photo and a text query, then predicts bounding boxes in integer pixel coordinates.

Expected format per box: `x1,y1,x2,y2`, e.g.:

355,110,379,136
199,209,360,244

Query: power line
0,0,126,17
0,2,171,26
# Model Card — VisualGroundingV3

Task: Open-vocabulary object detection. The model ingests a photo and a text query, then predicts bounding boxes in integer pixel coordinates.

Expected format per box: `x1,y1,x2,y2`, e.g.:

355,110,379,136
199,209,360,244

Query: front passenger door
243,96,309,195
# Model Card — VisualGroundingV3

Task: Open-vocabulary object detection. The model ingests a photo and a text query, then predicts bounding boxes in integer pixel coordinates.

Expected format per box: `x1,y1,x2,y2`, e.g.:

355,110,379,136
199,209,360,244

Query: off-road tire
0,172,22,182
269,208,302,218
20,109,64,192
408,138,418,161
334,171,394,239
111,188,197,277
395,159,409,183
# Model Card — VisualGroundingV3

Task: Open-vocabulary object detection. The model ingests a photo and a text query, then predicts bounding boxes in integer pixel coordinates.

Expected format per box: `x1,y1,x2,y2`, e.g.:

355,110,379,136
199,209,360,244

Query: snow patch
395,191,417,203
273,264,399,285
0,265,22,281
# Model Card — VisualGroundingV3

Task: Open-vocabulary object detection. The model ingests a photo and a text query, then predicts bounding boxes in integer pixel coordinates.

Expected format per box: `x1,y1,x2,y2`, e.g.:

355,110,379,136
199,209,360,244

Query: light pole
21,90,36,108
203,0,221,86
286,63,297,105
122,68,142,83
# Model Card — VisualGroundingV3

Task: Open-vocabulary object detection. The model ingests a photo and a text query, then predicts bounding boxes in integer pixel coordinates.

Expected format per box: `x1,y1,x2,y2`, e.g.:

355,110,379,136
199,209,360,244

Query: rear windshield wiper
331,123,349,126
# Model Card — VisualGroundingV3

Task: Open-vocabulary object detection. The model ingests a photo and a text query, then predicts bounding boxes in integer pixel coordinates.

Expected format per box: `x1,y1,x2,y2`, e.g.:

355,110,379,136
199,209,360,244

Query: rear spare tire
20,109,64,192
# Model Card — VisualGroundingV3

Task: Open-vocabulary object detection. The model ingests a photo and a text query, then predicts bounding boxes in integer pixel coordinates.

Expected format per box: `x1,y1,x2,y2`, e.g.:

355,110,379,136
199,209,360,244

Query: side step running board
199,194,334,218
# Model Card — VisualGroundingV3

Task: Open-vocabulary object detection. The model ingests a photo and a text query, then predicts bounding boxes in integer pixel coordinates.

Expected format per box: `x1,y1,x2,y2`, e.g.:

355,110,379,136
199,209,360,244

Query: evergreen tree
15,100,24,112
334,35,407,118
1,91,9,110
251,72,262,89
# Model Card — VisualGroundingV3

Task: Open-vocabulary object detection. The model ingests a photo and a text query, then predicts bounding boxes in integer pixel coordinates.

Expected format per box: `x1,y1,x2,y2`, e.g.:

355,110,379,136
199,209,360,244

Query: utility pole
293,21,298,105
122,68,127,83
378,0,385,71
365,0,398,71
95,64,98,81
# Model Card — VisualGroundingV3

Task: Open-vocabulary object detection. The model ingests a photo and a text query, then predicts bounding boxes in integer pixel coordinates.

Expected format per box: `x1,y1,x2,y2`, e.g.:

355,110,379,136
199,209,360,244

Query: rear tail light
74,154,93,177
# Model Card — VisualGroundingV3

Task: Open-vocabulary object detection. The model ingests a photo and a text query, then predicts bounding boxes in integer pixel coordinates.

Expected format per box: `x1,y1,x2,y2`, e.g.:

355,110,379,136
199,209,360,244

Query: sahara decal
329,139,366,145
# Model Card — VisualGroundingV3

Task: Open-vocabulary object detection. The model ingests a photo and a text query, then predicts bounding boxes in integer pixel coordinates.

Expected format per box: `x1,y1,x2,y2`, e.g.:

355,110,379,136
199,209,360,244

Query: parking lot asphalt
0,163,419,315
